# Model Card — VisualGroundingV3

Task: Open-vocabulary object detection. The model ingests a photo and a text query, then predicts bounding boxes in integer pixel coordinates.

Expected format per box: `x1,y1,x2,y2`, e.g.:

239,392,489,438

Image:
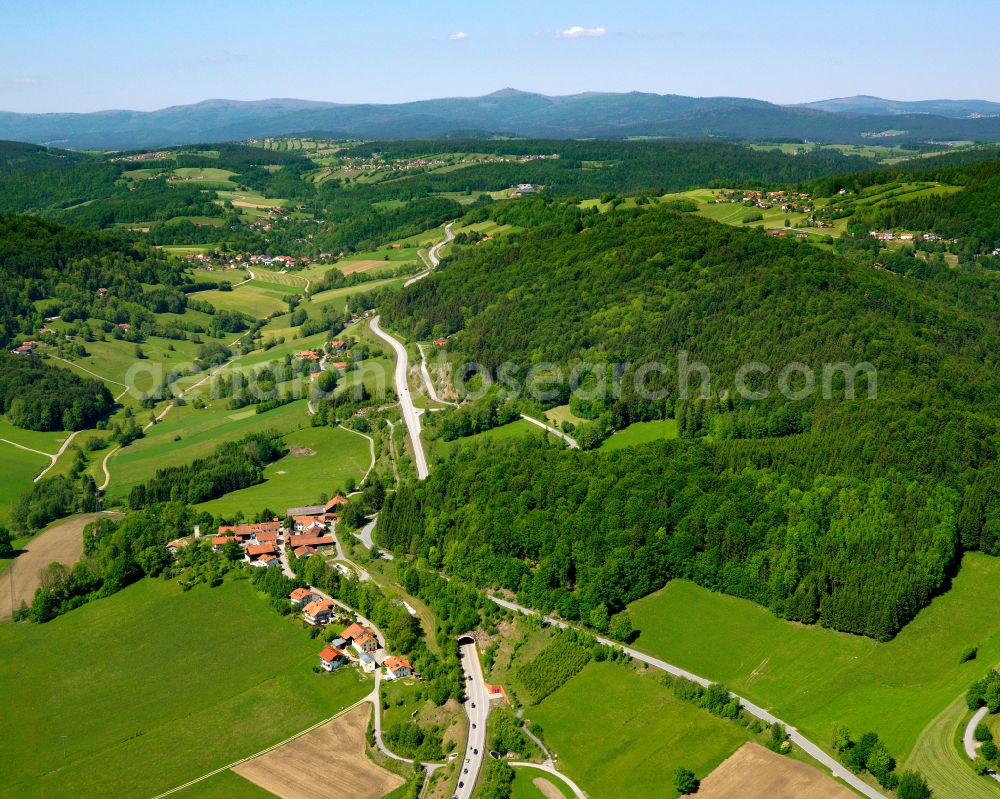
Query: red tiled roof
304,599,335,616
341,622,373,641
290,587,315,601
212,535,236,546
246,543,277,557
386,656,412,672
294,546,318,557
318,645,348,662
287,534,334,548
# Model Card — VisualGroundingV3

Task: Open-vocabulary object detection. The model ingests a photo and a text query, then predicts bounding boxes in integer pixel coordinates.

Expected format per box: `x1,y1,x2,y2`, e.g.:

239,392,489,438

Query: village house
212,535,237,552
304,598,336,626
244,543,278,563
293,545,318,559
255,553,279,568
318,645,350,672
286,532,335,549
165,539,188,555
358,651,377,673
292,515,326,533
384,656,414,680
353,632,380,655
253,531,280,546
290,587,320,606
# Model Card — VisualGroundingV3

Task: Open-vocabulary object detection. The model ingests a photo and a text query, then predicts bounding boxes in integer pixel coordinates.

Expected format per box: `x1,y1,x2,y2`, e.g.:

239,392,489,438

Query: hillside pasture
599,419,678,450
0,444,51,524
529,661,750,798
195,425,371,518
102,398,310,504
197,284,290,317
0,577,369,799
628,553,1000,761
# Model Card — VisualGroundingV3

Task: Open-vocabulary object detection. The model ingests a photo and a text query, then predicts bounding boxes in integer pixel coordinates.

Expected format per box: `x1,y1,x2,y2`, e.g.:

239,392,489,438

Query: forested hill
339,139,874,196
379,200,1000,641
385,201,1000,418
0,140,89,173
0,213,187,347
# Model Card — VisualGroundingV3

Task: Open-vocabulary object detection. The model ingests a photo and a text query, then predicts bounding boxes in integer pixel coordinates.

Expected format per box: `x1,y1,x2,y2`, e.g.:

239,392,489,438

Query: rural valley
2,4,1000,799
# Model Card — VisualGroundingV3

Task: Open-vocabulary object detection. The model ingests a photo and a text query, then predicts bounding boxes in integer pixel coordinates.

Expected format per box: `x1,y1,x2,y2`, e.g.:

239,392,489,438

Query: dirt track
697,742,857,799
0,512,114,620
234,703,403,799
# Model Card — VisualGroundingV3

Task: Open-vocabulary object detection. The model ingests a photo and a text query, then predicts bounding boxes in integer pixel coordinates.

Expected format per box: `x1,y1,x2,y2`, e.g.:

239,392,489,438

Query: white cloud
558,25,607,38
448,31,469,41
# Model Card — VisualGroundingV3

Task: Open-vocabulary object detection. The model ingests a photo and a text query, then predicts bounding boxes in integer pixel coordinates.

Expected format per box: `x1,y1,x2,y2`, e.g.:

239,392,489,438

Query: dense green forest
0,353,113,430
379,438,959,641
378,201,1000,640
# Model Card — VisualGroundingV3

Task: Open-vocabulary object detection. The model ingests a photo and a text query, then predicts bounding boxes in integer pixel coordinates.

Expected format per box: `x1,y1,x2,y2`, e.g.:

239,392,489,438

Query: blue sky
3,0,998,112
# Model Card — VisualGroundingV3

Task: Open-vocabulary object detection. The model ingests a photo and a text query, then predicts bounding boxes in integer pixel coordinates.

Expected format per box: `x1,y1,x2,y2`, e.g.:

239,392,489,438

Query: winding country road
489,595,889,799
370,315,429,480
368,224,454,481
406,223,454,287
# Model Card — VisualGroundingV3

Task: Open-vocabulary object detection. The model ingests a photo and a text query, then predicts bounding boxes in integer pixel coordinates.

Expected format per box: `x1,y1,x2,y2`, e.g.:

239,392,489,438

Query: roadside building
303,598,336,626
384,656,414,680
290,587,320,606
318,645,349,672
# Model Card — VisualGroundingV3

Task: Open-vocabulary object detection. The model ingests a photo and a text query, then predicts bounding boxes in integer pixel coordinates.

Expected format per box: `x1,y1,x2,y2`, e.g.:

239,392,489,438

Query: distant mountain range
3,90,1000,150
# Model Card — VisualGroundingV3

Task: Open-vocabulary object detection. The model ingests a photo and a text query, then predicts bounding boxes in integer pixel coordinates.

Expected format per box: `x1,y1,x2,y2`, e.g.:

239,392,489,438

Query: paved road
456,639,490,799
520,414,580,449
963,705,1000,784
965,706,988,759
370,315,429,480
489,596,888,799
406,223,454,287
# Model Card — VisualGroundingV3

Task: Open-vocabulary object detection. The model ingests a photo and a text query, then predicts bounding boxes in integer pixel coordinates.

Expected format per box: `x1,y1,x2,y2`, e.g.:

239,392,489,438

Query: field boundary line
147,694,373,799
48,355,128,387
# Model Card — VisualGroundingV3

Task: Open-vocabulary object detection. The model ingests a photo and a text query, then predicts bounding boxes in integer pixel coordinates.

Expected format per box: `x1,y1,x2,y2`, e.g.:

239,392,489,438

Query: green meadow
530,661,750,798
511,766,574,799
196,284,290,317
103,399,310,504
175,771,275,799
628,553,1000,761
0,443,48,523
0,576,368,799
599,419,678,450
430,419,555,460
196,425,371,518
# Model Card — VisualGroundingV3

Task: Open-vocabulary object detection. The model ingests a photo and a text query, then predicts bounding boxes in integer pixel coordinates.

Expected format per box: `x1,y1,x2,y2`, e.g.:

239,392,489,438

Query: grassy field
196,284,290,317
216,190,289,209
310,276,409,314
628,553,1000,762
171,167,238,187
0,417,67,453
906,694,996,799
0,576,368,799
103,399,310,504
543,405,587,430
529,661,750,798
0,443,48,523
177,771,276,798
430,419,554,460
196,425,371,518
599,419,678,450
47,333,204,390
511,766,574,799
